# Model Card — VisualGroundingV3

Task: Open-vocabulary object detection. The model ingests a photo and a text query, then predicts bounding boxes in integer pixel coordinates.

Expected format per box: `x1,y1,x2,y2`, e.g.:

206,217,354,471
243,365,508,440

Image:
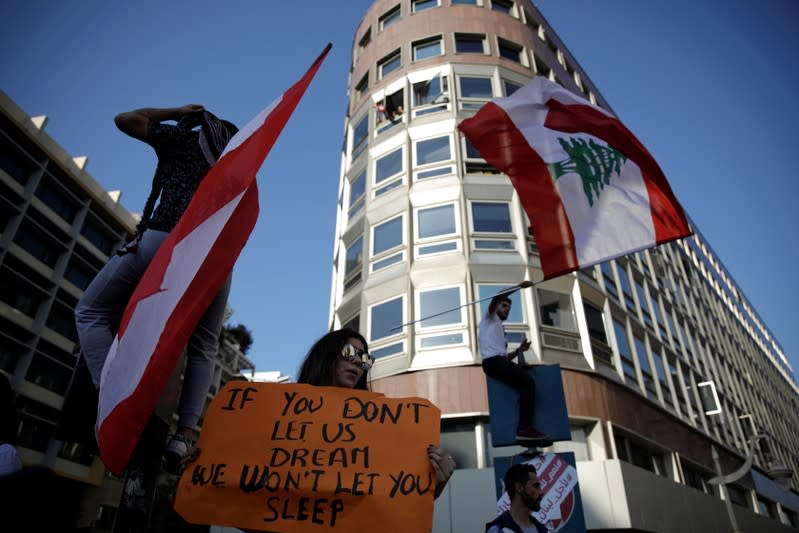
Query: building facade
328,1,799,531
0,90,256,530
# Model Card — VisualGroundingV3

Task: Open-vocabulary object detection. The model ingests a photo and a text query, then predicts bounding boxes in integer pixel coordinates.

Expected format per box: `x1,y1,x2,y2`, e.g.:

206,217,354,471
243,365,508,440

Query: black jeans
482,356,535,430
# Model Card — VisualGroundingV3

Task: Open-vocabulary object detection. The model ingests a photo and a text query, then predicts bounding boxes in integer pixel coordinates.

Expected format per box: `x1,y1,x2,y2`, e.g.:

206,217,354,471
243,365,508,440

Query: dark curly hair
297,328,369,390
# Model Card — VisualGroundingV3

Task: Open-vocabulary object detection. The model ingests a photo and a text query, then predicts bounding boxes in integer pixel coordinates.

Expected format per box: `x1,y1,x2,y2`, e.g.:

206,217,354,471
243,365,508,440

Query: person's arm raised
114,104,205,141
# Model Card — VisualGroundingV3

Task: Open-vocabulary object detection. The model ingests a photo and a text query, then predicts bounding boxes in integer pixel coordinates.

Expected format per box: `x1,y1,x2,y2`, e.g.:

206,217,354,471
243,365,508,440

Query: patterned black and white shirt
143,120,212,232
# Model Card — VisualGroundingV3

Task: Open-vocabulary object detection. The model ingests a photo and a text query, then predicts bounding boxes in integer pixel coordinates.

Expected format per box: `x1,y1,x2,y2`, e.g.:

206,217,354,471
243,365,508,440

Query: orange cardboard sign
175,382,442,532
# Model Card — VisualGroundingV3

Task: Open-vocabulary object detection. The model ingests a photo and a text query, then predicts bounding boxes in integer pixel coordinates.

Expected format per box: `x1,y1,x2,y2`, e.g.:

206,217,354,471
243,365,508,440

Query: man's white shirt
479,311,507,360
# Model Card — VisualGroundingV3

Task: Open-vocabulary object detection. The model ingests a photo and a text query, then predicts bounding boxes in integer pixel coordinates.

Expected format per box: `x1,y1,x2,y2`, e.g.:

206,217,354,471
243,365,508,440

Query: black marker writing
388,470,433,498
280,390,324,417
342,397,430,424
321,422,356,443
268,446,369,468
191,463,227,487
222,387,258,411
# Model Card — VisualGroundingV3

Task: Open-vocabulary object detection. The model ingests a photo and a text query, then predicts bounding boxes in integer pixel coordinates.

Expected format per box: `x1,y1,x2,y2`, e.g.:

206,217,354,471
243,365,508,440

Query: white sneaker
163,433,190,474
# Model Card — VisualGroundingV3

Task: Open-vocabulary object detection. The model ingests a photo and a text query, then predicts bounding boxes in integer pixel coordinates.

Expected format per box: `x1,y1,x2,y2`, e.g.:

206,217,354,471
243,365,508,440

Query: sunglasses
340,343,374,371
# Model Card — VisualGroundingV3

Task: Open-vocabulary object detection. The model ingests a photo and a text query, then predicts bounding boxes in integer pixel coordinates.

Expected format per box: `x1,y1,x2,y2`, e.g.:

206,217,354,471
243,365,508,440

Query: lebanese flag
459,76,691,279
96,44,332,475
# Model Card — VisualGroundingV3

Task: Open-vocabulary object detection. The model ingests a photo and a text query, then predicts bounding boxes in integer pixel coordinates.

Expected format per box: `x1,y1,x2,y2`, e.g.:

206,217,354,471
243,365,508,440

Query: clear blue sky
2,1,797,382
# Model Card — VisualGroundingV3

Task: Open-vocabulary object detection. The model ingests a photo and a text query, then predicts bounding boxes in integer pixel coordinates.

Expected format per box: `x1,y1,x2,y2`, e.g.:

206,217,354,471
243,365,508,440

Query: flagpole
389,280,539,332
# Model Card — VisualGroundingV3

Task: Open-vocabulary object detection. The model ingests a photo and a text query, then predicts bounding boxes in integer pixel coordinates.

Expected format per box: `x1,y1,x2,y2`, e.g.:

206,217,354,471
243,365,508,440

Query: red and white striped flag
459,76,691,280
96,44,332,475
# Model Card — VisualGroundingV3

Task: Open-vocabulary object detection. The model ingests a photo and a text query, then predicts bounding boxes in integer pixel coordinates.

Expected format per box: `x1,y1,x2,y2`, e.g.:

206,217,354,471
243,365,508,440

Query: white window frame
413,134,453,168
469,200,515,251
412,71,450,117
373,146,405,197
347,168,366,221
411,0,440,14
368,295,406,358
378,49,402,79
371,214,405,273
457,75,494,110
412,35,443,62
414,202,461,258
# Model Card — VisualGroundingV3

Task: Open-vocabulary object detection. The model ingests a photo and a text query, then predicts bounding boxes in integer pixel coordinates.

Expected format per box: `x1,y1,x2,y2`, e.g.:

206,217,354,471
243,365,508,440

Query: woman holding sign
182,328,456,499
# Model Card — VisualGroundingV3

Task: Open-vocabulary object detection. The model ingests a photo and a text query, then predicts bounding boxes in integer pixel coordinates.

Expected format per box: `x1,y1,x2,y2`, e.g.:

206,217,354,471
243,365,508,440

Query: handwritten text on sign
175,382,441,532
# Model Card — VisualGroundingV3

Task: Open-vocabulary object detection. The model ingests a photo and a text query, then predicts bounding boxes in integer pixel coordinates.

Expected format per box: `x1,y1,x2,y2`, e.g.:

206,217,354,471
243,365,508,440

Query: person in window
183,328,456,499
74,104,239,473
479,287,548,442
486,463,546,533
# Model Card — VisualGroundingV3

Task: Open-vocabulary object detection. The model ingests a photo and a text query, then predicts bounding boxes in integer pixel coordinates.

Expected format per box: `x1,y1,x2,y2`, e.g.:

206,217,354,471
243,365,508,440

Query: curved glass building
328,1,799,531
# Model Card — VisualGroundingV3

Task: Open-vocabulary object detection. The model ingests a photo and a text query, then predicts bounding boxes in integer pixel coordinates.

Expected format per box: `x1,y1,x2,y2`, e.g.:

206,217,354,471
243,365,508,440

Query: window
455,33,486,54
458,76,493,109
373,216,403,256
418,286,464,329
682,462,714,494
471,202,511,233
726,484,750,509
650,295,667,338
376,89,405,134
533,54,551,79
614,319,637,384
412,73,449,116
372,216,404,272
369,296,404,358
411,0,439,13
651,348,672,405
344,236,363,290
379,5,401,30
634,335,656,398
537,289,577,332
35,178,78,223
64,259,95,290
354,74,368,102
441,419,479,469
374,147,404,195
471,202,514,250
0,273,43,318
378,49,402,78
584,302,613,366
25,353,71,395
14,223,61,267
463,137,498,174
16,395,59,453
491,0,514,15
342,315,360,333
351,114,369,160
417,204,456,240
416,204,458,256
348,170,366,219
635,280,652,329
358,29,371,51
600,261,618,300
503,79,522,96
452,0,478,4
413,36,442,61
497,38,522,63
415,135,451,166
615,433,667,477
616,264,636,313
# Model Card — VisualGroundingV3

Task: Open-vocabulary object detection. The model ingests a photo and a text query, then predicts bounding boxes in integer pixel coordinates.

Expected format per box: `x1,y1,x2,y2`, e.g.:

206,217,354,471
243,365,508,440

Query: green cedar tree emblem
546,137,627,207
